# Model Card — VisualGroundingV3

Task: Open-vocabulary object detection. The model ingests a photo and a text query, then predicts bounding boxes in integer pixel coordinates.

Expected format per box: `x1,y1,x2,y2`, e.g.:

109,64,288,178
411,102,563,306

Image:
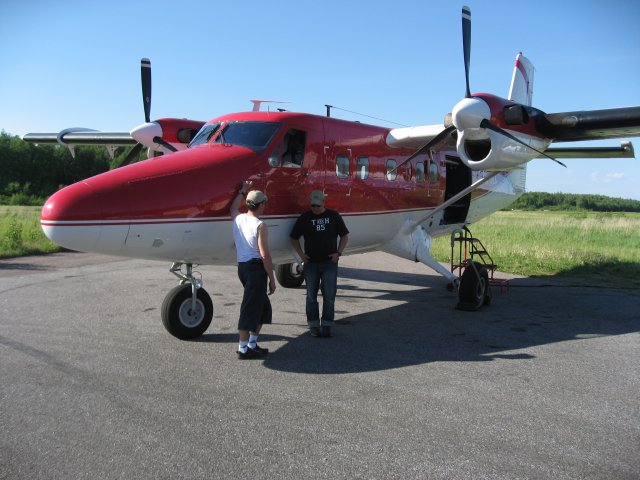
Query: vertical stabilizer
508,53,535,106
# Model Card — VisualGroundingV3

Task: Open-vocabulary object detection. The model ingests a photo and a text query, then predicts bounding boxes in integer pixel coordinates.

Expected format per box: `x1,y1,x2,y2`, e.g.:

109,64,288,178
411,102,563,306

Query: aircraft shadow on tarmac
255,265,639,374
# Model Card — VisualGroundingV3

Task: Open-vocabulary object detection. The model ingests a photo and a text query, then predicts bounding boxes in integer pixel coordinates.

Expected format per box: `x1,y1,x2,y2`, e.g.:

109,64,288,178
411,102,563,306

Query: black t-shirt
290,209,349,263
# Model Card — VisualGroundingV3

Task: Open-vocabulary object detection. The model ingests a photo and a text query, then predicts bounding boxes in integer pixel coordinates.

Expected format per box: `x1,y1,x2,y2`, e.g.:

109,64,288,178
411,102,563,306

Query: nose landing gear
161,263,213,339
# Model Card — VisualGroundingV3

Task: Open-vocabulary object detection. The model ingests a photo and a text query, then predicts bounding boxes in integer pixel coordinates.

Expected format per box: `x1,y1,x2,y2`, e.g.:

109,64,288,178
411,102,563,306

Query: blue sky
2,0,639,199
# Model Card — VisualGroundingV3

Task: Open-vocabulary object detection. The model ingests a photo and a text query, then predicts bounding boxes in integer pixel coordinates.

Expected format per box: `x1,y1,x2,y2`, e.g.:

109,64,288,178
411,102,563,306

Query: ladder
450,226,509,293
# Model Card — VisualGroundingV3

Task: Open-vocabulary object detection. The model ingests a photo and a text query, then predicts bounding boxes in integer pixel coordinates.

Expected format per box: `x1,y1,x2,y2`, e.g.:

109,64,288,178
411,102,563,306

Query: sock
248,334,258,349
238,340,248,353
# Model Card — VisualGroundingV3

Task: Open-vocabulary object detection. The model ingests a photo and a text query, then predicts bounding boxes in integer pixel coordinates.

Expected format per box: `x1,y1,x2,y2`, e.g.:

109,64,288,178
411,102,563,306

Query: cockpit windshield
188,123,221,148
214,121,281,153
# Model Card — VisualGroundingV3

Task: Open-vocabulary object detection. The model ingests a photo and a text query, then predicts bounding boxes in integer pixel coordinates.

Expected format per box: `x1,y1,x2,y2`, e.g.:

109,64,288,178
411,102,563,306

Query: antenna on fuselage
325,104,333,117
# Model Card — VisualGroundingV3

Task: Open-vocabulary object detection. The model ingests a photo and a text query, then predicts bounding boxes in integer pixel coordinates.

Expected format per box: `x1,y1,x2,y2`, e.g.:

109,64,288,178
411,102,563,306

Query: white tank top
233,213,263,262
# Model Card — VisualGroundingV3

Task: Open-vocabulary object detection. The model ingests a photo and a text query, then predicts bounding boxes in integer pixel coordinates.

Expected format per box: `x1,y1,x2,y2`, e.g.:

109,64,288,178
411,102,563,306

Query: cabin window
356,157,369,179
416,162,425,182
214,121,281,153
428,161,439,182
188,123,221,147
336,155,349,178
386,159,397,181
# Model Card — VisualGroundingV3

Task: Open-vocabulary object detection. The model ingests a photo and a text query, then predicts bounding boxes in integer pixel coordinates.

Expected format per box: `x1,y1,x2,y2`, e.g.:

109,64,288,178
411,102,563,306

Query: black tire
457,261,489,311
275,263,304,288
483,280,492,306
161,284,213,339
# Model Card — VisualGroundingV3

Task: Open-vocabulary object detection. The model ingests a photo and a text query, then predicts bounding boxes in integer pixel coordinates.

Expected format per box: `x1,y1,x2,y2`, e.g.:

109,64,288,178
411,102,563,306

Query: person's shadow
257,264,640,374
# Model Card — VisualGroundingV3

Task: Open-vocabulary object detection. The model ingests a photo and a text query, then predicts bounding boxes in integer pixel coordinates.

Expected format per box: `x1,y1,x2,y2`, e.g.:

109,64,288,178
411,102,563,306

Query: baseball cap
309,190,325,205
246,190,268,205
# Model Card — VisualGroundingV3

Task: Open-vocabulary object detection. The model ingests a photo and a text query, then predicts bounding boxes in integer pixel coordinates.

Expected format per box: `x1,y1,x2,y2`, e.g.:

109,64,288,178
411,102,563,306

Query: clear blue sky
2,0,639,199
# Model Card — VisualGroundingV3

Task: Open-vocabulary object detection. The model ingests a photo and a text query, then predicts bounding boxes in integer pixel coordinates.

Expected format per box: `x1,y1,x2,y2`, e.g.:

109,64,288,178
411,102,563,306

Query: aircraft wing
23,130,137,146
386,124,455,150
537,106,640,142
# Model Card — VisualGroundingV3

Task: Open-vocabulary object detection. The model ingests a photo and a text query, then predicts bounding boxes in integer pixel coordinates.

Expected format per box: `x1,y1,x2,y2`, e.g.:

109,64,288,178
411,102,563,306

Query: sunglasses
311,204,323,208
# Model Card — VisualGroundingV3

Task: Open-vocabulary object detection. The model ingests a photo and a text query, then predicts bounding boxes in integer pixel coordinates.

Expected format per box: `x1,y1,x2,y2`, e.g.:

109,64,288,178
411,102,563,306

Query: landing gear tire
275,263,304,288
457,261,491,311
161,284,213,339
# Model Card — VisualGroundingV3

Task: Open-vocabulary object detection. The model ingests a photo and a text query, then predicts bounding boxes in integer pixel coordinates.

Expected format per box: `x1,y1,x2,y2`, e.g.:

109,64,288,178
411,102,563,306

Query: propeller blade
141,58,152,123
119,142,144,167
152,136,178,153
479,119,566,168
462,6,472,98
390,125,456,174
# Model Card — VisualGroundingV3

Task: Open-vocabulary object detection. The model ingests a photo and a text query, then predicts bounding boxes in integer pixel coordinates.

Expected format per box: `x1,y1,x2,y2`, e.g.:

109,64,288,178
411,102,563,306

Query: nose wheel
161,263,213,339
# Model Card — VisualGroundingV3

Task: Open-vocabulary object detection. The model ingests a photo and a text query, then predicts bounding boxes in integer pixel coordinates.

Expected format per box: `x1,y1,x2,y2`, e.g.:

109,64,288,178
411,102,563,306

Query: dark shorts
237,259,272,331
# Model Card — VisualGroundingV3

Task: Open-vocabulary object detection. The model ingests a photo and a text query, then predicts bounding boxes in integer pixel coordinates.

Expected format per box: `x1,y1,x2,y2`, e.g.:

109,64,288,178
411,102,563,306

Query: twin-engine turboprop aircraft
24,7,640,340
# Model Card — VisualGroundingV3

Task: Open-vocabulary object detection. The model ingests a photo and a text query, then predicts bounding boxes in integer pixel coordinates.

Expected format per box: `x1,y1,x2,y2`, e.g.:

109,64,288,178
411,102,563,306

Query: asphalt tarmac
1,251,638,480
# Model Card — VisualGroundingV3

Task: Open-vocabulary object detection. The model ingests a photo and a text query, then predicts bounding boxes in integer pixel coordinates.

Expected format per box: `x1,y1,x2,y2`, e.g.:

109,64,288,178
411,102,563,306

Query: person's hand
268,278,276,295
300,253,311,263
241,180,252,194
328,252,340,263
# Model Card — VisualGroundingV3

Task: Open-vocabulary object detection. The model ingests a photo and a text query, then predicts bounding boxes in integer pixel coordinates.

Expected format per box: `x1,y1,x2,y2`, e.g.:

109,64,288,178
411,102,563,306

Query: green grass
0,206,59,258
431,211,640,288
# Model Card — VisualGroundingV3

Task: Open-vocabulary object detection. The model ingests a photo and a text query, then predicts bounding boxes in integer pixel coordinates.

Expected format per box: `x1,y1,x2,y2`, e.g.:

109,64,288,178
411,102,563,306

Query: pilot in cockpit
282,130,306,167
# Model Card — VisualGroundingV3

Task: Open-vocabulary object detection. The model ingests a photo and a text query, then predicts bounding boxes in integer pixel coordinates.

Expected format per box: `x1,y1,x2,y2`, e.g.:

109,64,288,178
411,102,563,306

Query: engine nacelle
456,128,550,171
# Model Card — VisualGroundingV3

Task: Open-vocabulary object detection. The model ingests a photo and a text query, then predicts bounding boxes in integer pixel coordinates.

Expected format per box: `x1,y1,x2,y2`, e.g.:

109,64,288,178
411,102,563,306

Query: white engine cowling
456,128,550,171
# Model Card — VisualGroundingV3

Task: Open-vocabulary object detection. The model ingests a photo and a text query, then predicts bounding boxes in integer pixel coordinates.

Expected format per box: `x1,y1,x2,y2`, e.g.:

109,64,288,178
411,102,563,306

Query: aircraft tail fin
508,53,534,106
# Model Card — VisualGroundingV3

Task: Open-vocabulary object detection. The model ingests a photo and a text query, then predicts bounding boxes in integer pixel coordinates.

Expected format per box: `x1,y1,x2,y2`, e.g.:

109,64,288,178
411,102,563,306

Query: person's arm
257,222,276,295
329,234,349,262
290,237,310,263
230,180,252,218
337,234,349,256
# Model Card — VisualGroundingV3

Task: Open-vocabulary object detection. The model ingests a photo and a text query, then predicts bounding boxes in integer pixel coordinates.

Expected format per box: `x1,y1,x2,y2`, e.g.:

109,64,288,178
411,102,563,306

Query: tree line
0,131,144,205
1,131,639,211
507,191,640,212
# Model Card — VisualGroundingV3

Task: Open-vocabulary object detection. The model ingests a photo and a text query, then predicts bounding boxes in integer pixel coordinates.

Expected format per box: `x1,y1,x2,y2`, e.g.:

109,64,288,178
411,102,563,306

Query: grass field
1,207,639,287
430,210,640,288
0,206,58,257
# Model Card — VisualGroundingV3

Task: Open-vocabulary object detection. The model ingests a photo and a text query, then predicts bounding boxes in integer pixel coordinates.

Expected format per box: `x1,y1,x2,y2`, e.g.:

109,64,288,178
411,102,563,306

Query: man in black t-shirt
290,190,349,338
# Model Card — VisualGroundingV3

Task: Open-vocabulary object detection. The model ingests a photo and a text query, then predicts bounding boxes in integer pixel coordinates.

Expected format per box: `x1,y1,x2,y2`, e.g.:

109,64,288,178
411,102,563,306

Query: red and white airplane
23,7,640,340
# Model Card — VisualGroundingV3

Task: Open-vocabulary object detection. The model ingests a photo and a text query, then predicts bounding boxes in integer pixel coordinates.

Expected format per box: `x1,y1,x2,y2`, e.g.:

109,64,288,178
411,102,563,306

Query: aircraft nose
40,181,105,252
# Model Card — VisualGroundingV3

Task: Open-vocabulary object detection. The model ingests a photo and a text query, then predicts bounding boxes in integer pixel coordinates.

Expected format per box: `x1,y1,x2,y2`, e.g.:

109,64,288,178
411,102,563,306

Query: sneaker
237,347,263,360
250,343,269,354
309,326,321,337
321,326,332,338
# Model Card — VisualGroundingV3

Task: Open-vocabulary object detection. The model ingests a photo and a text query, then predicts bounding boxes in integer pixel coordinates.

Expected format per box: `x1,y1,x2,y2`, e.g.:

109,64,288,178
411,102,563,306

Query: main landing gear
275,262,304,288
450,227,498,311
161,263,213,339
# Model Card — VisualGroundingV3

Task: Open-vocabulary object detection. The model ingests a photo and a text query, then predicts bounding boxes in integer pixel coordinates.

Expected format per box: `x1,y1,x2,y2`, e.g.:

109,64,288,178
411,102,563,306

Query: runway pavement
1,251,639,479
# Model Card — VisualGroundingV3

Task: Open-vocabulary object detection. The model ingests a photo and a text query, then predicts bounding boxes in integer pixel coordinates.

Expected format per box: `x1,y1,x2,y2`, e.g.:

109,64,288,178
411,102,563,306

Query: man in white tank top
230,181,276,359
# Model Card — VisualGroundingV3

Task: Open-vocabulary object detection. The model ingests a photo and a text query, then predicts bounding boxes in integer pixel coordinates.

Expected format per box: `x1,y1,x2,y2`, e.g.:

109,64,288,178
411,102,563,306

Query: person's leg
304,262,321,330
250,296,271,353
237,263,265,358
320,260,338,335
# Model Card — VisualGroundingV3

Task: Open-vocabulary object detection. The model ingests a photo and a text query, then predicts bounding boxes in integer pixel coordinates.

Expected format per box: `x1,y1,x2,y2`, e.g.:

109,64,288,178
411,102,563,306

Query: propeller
122,58,177,164
462,6,472,98
451,6,564,168
389,125,456,174
141,58,152,123
152,136,178,153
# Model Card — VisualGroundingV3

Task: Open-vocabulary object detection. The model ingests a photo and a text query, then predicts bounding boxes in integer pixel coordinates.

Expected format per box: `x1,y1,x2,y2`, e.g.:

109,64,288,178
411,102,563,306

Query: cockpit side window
281,129,307,168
